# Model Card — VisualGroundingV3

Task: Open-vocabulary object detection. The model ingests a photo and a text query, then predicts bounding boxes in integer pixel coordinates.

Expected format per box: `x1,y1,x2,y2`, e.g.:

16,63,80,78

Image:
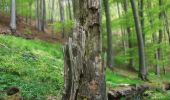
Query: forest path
0,12,67,44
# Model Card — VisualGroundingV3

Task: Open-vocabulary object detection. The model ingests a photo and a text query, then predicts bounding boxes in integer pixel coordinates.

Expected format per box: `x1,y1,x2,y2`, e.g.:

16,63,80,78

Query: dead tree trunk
62,0,107,100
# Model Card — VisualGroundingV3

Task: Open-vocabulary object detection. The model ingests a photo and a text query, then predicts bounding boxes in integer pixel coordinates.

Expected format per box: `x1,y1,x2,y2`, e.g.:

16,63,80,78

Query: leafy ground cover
0,35,64,99
0,35,169,99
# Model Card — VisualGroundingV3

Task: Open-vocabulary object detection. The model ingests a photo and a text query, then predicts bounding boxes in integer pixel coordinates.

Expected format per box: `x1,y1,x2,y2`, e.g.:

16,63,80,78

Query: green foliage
0,35,63,99
50,20,74,35
101,0,170,72
114,53,129,65
24,28,32,35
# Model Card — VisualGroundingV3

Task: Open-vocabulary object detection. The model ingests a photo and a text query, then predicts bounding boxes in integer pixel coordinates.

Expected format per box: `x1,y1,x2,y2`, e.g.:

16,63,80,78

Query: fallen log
108,84,149,100
108,82,170,100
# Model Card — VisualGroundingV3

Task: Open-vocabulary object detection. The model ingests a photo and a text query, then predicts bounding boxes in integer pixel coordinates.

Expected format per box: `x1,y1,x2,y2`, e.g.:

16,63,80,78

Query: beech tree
59,0,65,38
62,0,107,99
36,0,46,32
130,0,147,80
103,0,113,68
155,0,164,76
139,0,145,43
123,0,135,70
10,0,16,33
67,0,72,20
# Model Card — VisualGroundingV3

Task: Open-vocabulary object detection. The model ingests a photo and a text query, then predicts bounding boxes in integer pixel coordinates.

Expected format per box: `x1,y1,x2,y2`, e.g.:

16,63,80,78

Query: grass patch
106,69,142,86
148,72,170,83
144,90,170,100
0,35,64,99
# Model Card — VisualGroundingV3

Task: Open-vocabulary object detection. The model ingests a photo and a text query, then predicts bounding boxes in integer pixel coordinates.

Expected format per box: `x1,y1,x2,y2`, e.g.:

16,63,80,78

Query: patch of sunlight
32,49,49,57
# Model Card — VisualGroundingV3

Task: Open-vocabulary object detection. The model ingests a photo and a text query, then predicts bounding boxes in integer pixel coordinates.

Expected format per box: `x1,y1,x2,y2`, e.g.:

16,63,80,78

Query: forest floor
0,35,63,99
0,35,170,100
0,13,67,44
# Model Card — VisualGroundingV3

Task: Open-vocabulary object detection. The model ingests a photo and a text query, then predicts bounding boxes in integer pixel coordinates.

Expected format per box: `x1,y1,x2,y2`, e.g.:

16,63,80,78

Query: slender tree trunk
67,0,72,20
164,12,170,44
146,0,160,75
162,12,169,75
36,0,45,32
50,0,55,35
10,0,16,33
139,0,145,44
123,0,135,70
62,0,107,99
103,0,113,68
72,0,76,18
59,0,65,38
42,0,46,32
117,2,126,56
29,2,32,25
156,0,164,76
130,0,147,80
36,0,40,31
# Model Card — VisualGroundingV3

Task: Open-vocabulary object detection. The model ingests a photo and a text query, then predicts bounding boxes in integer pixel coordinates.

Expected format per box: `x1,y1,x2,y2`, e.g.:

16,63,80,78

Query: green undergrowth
144,90,170,100
148,72,170,83
106,68,170,87
0,35,169,99
106,68,170,99
0,35,64,99
106,69,142,87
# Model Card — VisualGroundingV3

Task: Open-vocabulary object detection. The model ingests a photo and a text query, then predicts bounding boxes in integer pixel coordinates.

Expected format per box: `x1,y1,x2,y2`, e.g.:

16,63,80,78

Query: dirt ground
0,12,67,44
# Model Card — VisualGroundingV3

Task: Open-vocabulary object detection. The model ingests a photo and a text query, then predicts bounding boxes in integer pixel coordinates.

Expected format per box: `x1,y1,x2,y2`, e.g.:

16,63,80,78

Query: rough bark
62,0,107,100
130,0,147,80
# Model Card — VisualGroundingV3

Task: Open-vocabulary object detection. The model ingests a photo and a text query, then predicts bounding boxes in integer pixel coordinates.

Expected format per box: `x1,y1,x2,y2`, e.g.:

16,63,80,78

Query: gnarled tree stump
62,0,107,100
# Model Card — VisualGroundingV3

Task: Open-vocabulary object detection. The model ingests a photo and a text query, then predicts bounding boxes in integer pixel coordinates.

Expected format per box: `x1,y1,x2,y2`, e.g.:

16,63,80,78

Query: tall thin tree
59,0,65,38
103,0,113,68
123,0,135,70
10,0,16,33
130,0,147,80
156,0,164,76
139,0,145,43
